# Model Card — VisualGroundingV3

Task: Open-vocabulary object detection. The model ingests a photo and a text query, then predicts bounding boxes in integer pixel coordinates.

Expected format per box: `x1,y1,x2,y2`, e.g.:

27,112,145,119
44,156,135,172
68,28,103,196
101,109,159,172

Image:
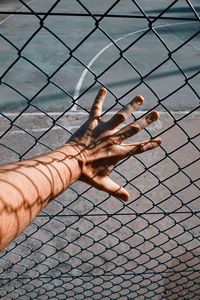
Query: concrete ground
0,1,200,299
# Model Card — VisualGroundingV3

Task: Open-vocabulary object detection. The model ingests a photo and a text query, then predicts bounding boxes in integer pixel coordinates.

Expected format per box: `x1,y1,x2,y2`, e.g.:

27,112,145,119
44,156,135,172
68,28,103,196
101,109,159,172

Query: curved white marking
73,21,197,111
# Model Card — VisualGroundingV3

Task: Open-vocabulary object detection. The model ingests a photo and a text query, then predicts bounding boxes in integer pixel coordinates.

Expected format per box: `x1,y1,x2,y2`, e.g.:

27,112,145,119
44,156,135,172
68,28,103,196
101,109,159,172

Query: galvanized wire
0,0,200,299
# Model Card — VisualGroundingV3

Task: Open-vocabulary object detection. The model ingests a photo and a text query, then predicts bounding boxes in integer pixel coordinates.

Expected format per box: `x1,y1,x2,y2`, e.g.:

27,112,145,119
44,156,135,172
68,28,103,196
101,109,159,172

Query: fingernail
151,137,162,145
155,137,162,145
134,95,145,105
101,88,107,95
146,111,159,123
123,194,130,202
115,195,129,202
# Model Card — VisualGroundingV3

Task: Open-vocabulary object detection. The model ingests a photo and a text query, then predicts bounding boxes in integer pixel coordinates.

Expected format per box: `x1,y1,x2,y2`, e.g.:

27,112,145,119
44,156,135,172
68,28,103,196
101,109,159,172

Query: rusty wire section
0,0,200,299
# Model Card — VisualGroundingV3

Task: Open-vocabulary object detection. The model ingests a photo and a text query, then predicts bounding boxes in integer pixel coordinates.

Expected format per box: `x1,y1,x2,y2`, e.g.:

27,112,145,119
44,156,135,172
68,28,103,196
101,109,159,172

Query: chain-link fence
0,0,200,299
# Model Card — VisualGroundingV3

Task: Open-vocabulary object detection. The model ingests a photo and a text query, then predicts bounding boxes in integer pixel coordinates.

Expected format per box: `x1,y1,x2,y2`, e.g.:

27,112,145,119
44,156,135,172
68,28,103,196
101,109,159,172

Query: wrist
55,143,83,185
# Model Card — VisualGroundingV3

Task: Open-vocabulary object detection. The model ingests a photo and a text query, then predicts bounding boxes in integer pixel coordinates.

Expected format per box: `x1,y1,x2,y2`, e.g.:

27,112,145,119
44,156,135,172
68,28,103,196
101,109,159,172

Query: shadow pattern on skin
0,88,161,250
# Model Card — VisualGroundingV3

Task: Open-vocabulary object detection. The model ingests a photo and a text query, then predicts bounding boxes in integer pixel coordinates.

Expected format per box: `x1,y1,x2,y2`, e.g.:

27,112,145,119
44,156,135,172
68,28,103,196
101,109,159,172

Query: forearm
0,89,161,251
0,144,81,250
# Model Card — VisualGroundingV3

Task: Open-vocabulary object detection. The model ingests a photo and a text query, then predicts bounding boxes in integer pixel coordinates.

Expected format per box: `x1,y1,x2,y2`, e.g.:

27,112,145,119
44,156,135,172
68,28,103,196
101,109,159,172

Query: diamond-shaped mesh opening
22,28,72,76
0,36,18,76
2,57,48,99
0,0,200,299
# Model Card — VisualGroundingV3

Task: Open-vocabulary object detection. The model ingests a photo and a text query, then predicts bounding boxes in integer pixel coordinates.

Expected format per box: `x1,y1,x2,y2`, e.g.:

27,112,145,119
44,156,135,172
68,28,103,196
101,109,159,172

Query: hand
68,88,161,201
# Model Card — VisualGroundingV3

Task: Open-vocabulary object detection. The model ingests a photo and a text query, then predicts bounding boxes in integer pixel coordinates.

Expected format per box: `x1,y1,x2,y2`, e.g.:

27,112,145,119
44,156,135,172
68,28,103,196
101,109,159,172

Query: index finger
90,88,107,119
105,95,144,130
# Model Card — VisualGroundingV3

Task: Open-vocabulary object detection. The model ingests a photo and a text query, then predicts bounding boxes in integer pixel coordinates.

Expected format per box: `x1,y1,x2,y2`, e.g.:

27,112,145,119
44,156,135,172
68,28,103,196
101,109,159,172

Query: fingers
120,137,162,156
93,175,130,201
90,88,107,119
115,111,160,142
105,95,144,131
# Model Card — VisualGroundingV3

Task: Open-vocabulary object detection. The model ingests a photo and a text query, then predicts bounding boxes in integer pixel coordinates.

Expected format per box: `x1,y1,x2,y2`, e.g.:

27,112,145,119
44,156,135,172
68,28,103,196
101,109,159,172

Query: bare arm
0,88,161,250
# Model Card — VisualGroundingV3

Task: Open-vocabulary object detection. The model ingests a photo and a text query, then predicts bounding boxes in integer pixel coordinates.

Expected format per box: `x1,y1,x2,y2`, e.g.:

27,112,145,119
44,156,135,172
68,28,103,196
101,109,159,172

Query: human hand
68,88,161,201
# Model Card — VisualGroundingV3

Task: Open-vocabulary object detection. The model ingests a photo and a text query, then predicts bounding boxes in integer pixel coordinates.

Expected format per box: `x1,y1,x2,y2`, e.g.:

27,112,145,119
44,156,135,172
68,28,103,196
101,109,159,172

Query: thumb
93,176,130,202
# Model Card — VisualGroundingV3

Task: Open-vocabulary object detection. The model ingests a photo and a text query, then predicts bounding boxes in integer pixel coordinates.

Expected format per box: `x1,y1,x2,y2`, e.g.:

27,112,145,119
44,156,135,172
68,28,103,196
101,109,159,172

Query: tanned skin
0,88,161,250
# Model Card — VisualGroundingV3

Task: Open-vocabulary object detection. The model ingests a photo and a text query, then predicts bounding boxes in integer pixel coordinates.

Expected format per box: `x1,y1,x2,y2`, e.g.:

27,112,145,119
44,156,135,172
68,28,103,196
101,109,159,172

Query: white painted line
0,6,198,115
1,110,199,117
73,21,198,111
0,125,76,134
0,0,36,25
1,111,199,134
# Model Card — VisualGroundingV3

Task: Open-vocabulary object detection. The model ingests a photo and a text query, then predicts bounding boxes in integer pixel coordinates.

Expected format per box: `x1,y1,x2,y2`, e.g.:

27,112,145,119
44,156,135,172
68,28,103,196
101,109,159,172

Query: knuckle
92,104,100,113
131,124,140,133
108,137,117,145
108,136,121,146
116,113,127,123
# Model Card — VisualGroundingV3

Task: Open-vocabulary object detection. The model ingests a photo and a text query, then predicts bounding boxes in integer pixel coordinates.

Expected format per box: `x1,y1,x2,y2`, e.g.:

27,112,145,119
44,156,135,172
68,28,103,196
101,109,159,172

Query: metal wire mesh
0,0,200,299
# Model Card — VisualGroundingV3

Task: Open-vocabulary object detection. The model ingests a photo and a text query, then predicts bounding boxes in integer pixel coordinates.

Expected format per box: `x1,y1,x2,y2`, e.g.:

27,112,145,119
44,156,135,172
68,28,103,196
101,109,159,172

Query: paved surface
0,110,199,299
